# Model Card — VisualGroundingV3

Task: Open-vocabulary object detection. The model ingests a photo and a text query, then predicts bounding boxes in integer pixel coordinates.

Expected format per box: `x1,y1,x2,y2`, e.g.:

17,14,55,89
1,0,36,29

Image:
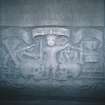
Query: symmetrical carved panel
0,27,104,84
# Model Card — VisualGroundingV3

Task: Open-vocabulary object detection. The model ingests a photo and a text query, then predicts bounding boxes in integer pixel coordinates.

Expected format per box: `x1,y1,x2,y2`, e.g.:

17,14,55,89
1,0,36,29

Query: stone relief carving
81,29,102,63
1,27,103,81
72,29,103,63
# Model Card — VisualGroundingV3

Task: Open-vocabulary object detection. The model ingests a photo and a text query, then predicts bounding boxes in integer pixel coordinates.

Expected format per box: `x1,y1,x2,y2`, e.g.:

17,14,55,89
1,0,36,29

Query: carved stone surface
0,28,104,104
0,27,104,86
0,0,73,26
72,0,104,26
0,0,105,101
0,0,104,26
